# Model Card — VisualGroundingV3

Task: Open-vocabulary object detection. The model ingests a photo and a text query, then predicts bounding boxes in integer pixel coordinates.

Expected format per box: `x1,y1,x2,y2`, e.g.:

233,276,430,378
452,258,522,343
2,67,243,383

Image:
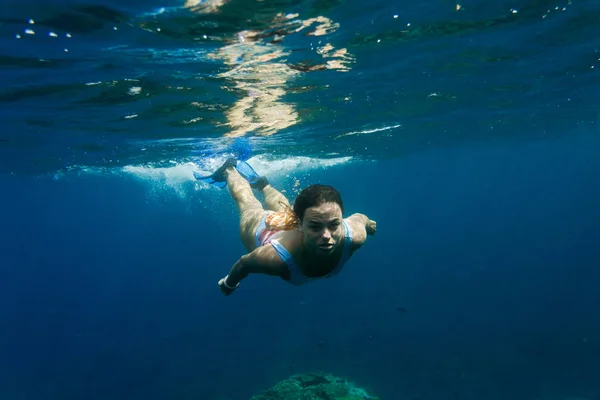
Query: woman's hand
366,219,377,236
218,275,238,296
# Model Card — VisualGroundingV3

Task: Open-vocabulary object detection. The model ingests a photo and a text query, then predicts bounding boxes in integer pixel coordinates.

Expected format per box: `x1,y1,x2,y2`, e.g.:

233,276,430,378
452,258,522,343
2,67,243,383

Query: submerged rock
249,372,379,400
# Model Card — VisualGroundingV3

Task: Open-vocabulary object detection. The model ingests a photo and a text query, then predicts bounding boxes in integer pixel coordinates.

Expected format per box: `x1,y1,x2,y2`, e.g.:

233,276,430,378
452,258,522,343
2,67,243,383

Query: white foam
119,154,353,197
51,155,352,203
122,161,199,198
247,154,352,176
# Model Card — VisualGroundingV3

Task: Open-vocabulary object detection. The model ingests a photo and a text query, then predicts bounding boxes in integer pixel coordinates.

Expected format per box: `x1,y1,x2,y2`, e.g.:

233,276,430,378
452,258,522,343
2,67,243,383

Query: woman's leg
224,167,266,251
260,184,291,212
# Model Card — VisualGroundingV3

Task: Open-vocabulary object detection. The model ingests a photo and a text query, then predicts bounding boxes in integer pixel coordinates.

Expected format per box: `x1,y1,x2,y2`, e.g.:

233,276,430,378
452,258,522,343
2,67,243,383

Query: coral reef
249,372,379,400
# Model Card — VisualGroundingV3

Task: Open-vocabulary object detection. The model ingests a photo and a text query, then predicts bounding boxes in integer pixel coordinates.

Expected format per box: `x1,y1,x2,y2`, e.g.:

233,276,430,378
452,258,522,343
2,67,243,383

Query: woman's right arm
218,245,286,296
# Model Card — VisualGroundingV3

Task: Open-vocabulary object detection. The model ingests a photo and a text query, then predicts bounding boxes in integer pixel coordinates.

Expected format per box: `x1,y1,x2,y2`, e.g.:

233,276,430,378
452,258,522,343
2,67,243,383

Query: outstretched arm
218,245,286,296
345,213,377,251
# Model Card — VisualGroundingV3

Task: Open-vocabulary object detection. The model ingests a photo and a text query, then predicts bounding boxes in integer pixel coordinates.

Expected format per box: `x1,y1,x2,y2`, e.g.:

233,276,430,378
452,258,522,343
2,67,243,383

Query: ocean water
1,1,599,399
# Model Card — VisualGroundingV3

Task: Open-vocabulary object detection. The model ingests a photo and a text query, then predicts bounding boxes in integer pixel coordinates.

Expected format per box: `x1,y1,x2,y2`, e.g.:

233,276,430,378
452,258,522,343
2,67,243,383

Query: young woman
197,158,377,296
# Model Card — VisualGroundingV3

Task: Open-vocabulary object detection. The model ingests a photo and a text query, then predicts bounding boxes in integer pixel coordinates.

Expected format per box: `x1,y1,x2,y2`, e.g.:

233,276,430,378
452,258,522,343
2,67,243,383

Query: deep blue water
1,1,600,399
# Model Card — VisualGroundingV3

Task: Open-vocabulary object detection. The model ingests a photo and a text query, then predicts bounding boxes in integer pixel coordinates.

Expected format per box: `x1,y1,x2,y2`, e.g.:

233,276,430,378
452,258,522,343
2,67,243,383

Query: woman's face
300,202,344,255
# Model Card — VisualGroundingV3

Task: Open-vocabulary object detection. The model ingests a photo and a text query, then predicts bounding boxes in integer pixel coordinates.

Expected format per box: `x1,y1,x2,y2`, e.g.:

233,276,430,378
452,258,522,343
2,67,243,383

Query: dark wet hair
293,184,344,222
